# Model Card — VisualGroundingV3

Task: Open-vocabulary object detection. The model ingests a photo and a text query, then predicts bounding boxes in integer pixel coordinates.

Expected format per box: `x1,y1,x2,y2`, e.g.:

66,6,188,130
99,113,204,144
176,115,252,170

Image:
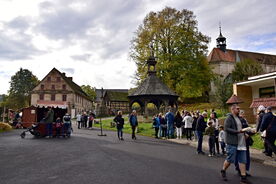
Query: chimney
68,77,73,81
62,72,66,76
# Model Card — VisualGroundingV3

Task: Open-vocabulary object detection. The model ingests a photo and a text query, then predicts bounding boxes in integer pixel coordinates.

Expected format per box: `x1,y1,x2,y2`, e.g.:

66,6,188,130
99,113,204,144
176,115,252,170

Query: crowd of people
76,111,96,130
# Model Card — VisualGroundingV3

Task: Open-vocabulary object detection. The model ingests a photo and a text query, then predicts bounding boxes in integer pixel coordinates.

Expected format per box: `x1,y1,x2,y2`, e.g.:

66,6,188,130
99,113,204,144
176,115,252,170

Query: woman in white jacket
184,112,193,140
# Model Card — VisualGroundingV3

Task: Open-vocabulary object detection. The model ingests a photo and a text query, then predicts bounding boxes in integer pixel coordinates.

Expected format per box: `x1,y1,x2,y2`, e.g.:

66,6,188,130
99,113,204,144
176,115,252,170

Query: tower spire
216,22,227,52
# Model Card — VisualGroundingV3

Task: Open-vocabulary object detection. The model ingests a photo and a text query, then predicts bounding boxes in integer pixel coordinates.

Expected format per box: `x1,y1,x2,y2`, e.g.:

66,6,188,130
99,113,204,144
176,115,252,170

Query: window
47,77,51,81
51,85,55,90
51,94,55,101
62,95,67,101
62,84,66,90
57,77,61,82
41,84,44,90
39,94,44,100
259,86,275,98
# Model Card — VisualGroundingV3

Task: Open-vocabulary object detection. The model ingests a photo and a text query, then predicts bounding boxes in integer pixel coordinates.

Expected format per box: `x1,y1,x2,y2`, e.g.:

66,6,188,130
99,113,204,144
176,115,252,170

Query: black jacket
196,115,207,132
114,115,124,129
174,115,183,128
260,112,276,133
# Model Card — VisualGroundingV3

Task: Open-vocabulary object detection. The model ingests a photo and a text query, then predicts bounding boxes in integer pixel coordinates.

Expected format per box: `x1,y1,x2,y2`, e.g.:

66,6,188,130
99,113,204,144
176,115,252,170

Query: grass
251,134,264,150
94,118,155,137
93,117,264,150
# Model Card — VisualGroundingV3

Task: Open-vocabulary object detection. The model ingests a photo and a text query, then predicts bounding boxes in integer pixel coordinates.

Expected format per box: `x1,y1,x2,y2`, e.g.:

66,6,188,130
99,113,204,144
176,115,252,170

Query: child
205,121,216,157
218,125,226,155
55,117,62,137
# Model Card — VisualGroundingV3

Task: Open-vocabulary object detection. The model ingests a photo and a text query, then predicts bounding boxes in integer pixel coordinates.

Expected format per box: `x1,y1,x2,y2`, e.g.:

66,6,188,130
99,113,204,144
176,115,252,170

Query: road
0,127,275,184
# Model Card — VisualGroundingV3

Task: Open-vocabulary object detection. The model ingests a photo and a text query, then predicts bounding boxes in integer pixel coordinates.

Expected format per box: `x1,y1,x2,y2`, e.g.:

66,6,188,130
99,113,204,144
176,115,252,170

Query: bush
0,122,13,131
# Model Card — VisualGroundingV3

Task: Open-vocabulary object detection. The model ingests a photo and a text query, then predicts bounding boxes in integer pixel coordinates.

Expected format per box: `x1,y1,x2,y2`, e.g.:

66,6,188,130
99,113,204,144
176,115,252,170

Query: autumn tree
232,59,264,82
7,68,39,109
130,7,213,99
81,85,96,101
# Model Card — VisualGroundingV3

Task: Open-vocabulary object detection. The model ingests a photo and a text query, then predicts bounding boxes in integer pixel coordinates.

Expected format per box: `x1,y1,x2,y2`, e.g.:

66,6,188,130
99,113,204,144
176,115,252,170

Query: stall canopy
36,100,67,109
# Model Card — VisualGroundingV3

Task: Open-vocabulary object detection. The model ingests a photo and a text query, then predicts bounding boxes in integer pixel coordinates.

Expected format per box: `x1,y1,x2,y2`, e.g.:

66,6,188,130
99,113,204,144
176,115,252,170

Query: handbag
247,136,254,146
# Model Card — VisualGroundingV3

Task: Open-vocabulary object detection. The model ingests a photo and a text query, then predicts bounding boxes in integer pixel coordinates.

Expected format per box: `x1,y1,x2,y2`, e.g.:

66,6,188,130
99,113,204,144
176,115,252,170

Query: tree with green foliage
7,68,39,110
232,59,264,82
81,85,96,101
213,74,233,110
130,7,213,99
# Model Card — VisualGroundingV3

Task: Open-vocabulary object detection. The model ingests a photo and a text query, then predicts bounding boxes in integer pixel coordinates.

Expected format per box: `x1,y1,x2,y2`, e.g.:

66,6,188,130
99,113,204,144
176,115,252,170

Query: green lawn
251,134,264,150
93,118,264,150
94,118,155,137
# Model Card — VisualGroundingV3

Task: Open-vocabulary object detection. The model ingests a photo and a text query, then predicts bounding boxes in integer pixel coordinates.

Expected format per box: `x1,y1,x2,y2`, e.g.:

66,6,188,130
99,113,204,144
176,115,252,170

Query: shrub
0,122,13,131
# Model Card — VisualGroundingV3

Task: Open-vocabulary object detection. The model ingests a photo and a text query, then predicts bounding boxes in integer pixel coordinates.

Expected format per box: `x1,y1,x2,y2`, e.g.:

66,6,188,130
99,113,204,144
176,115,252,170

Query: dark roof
128,74,178,97
95,89,128,102
208,48,276,65
105,91,129,102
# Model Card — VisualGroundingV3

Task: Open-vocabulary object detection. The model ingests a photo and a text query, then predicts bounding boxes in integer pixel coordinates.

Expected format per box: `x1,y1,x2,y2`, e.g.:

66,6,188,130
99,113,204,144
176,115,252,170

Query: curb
168,139,276,168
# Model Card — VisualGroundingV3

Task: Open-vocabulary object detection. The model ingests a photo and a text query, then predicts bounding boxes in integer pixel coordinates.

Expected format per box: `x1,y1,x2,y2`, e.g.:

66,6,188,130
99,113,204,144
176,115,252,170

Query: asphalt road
0,127,276,184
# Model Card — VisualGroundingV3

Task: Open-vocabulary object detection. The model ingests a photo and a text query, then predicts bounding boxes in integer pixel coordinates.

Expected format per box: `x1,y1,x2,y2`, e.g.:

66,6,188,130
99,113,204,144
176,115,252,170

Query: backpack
64,116,70,122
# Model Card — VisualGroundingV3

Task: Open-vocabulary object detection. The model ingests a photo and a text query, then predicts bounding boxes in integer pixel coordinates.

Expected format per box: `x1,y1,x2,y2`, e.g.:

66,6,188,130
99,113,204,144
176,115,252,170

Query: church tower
216,24,227,52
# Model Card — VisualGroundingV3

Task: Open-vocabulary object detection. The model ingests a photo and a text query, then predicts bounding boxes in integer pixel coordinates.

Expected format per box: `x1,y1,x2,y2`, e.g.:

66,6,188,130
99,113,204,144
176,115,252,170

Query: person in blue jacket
165,108,174,139
129,110,138,140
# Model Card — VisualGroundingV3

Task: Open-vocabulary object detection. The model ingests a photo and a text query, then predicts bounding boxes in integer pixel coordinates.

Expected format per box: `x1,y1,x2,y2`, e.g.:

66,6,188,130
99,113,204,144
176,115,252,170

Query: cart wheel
20,132,26,139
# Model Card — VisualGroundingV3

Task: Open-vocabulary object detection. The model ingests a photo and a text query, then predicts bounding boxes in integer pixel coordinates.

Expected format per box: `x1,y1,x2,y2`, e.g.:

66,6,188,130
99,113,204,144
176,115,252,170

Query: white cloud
1,0,276,94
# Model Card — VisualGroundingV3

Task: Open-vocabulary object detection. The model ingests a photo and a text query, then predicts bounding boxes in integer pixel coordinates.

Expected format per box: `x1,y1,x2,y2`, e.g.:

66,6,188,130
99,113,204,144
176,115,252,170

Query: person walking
129,110,138,140
195,112,207,154
209,112,220,155
114,111,124,140
220,104,249,184
184,112,193,140
76,112,82,129
165,108,175,139
260,106,276,158
174,111,183,139
205,121,216,157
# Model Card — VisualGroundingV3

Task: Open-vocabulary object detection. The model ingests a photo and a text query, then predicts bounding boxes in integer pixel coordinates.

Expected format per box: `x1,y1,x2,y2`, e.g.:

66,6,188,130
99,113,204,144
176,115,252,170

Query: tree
213,74,233,110
130,7,213,99
232,59,264,82
7,68,39,110
81,85,96,101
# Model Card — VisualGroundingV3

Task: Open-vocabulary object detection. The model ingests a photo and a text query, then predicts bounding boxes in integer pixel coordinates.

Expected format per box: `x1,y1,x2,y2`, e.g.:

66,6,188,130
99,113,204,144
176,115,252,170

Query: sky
1,0,276,94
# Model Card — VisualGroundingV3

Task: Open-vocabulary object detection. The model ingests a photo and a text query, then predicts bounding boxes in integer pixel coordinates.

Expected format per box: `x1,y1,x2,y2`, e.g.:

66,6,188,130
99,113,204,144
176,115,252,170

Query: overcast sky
1,0,276,94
